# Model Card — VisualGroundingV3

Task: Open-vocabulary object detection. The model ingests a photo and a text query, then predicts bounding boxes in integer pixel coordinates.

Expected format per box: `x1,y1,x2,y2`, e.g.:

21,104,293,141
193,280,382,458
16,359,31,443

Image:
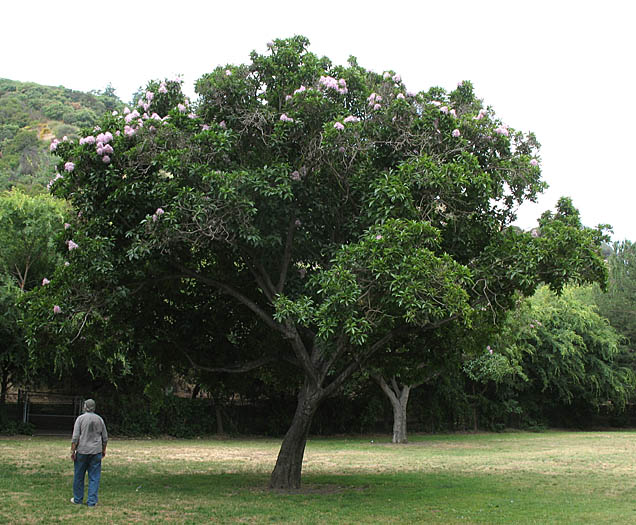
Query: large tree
28,37,607,488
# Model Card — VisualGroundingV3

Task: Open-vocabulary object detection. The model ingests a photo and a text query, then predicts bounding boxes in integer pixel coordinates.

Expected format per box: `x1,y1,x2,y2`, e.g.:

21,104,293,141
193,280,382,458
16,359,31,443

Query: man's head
84,399,96,412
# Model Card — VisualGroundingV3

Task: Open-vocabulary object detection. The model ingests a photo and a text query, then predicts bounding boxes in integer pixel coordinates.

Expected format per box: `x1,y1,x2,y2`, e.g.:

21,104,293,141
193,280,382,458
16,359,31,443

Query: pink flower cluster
95,132,114,164
280,113,294,123
152,207,165,222
452,129,461,138
67,239,79,251
42,278,50,286
333,122,344,131
530,159,539,167
53,305,62,314
159,81,168,94
293,85,307,96
319,76,347,94
473,108,487,120
343,115,360,123
50,139,60,152
47,172,63,191
64,162,75,172
494,125,509,136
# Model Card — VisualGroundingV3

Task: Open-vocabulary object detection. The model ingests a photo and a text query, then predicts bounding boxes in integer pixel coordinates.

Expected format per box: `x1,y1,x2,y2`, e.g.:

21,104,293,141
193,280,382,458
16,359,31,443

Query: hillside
0,78,123,193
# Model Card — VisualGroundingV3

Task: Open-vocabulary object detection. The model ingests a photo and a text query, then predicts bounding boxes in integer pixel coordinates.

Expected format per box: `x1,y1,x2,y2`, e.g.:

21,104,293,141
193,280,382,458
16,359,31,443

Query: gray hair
84,399,96,412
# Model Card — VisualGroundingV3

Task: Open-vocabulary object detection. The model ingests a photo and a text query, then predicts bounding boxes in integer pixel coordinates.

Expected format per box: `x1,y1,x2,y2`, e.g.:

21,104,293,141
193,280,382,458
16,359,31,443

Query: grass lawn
1,430,636,523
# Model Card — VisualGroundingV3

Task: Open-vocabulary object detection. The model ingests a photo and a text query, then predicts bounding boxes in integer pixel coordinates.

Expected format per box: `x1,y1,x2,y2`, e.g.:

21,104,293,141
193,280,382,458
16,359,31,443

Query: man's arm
70,416,81,461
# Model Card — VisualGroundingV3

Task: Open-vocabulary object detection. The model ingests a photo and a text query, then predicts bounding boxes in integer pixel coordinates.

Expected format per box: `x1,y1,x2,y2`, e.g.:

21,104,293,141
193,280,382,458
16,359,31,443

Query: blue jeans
73,453,102,506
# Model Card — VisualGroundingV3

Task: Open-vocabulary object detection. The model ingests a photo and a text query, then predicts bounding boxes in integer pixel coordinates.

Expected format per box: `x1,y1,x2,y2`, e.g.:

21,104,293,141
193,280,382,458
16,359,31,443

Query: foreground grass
1,431,636,523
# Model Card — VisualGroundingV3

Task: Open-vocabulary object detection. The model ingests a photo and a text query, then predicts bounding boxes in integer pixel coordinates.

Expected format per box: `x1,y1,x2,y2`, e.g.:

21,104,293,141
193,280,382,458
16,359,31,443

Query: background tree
495,286,635,426
28,37,607,489
0,190,66,415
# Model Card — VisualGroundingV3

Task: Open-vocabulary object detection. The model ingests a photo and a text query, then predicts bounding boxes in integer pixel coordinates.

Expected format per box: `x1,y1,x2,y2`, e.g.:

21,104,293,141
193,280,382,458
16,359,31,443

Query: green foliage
593,241,636,350
0,78,124,191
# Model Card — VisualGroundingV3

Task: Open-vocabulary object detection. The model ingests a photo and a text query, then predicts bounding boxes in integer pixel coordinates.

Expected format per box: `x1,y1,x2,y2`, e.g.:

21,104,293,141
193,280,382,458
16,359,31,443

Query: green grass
2,431,636,523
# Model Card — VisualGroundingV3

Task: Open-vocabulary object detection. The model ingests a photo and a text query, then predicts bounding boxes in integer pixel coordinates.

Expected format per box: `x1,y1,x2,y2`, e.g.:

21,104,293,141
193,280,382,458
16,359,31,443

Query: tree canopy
27,36,608,488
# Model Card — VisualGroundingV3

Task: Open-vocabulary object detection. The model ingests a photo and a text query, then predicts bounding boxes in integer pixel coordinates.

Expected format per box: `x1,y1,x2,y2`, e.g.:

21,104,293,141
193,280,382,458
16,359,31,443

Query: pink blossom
64,223,71,229
267,41,274,48
367,93,377,104
530,159,539,167
177,103,186,113
67,240,78,251
396,93,405,100
338,78,347,87
431,101,441,106
452,129,461,138
53,305,62,314
64,162,75,172
112,110,118,116
64,261,70,267
474,108,487,120
188,113,197,119
103,131,113,143
373,103,381,111
124,125,135,137
145,91,154,102
158,82,168,94
123,107,131,115
102,155,111,164
42,278,50,286
201,124,211,131
294,219,302,227
285,94,292,101
376,234,383,240
392,74,401,83
151,113,161,120
225,69,232,76
494,125,509,136
450,109,457,118
440,106,449,114
487,345,493,354
96,146,104,155
280,114,294,122
343,115,360,123
155,208,165,216
219,121,227,129
334,122,344,130
294,85,306,95
291,171,301,181
338,146,345,153
50,139,59,152
383,72,391,80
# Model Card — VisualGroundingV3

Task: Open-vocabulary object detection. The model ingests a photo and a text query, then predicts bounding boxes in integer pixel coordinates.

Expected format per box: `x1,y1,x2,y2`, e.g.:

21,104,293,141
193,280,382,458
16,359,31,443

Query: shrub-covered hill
0,78,123,193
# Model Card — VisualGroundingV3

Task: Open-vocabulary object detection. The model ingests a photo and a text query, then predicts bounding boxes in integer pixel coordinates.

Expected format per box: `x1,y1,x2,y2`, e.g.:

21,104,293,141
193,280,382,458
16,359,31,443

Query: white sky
3,0,634,241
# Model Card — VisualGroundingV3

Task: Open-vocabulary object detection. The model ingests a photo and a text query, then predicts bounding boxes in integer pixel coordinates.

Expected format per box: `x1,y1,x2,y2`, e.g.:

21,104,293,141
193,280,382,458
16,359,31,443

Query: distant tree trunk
269,380,324,489
0,368,8,406
373,375,411,444
191,384,201,399
215,402,224,435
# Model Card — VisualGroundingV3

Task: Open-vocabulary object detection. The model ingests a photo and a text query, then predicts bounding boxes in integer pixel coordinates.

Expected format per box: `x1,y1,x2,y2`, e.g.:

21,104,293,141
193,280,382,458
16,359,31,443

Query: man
70,399,108,507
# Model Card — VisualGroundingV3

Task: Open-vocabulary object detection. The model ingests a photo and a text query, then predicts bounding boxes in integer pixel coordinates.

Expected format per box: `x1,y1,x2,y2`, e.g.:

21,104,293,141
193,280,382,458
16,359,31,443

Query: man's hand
70,451,76,461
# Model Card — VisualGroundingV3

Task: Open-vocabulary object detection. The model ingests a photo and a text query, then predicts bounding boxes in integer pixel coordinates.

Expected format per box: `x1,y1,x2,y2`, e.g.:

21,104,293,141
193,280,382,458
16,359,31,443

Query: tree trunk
215,403,224,435
0,368,8,406
374,375,411,444
269,381,323,489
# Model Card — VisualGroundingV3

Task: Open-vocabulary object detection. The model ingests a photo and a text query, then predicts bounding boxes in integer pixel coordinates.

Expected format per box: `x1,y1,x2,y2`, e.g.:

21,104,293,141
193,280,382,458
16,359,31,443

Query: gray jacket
72,412,108,455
